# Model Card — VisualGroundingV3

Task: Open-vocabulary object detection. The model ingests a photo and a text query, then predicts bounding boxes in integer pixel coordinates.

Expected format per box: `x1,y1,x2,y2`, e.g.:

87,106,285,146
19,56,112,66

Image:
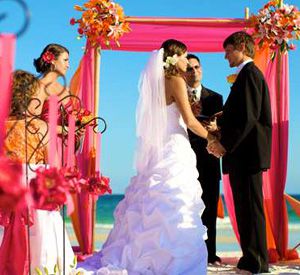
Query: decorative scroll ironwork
0,0,30,38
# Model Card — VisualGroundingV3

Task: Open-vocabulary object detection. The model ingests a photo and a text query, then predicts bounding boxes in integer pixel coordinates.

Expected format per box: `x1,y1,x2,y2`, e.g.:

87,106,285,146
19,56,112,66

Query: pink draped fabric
262,51,289,258
223,50,290,260
103,18,248,52
66,115,75,168
0,34,29,275
0,213,30,275
48,95,59,167
70,45,98,254
223,174,240,242
0,34,15,154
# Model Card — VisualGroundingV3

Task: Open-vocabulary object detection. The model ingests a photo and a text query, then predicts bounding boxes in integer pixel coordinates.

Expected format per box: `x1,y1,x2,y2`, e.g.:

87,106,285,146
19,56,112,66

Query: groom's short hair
223,31,255,58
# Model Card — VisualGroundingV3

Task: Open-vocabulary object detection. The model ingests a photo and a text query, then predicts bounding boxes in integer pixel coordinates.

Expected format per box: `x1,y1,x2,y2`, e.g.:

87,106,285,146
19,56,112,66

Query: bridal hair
33,43,69,74
223,31,255,58
11,70,40,117
161,39,187,77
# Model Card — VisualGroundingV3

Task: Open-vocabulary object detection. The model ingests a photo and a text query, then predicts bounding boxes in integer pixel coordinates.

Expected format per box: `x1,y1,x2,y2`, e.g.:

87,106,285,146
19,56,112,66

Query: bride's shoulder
165,75,186,87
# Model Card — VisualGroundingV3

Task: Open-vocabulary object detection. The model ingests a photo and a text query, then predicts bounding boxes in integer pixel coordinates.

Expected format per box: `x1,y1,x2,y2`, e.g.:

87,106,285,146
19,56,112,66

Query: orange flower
227,74,238,84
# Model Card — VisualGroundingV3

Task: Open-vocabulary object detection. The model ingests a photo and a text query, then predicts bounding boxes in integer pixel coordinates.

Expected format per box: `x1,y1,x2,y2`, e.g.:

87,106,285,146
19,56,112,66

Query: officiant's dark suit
186,54,223,264
219,32,272,273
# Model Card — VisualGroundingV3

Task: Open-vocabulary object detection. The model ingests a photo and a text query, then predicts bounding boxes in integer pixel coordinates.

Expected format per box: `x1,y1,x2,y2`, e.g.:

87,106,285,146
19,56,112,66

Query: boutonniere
227,74,238,84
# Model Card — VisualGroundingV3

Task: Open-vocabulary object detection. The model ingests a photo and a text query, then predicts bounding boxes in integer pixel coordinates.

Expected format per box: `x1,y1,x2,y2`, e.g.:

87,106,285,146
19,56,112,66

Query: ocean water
95,194,300,225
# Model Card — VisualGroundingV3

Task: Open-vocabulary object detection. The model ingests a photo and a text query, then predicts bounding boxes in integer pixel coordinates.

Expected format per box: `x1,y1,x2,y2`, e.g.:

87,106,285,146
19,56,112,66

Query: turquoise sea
95,194,300,224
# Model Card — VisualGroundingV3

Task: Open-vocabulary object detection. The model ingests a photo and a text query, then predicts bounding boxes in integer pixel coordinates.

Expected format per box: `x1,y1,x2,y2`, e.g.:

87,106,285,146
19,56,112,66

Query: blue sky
1,0,299,194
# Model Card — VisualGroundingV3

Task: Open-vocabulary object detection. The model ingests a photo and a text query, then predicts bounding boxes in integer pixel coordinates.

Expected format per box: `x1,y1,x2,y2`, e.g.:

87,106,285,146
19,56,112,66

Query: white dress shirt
236,59,253,75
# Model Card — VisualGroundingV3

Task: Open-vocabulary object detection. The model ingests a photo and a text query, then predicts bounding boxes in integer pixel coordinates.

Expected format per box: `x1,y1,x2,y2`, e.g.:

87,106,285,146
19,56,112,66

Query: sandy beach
208,251,300,274
65,220,300,274
1,220,299,274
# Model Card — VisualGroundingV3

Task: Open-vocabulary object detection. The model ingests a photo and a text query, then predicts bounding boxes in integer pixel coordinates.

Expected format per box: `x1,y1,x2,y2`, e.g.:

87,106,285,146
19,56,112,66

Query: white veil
135,48,167,174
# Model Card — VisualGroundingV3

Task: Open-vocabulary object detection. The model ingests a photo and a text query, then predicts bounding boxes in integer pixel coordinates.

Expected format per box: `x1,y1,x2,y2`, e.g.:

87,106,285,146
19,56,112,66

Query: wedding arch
70,0,298,262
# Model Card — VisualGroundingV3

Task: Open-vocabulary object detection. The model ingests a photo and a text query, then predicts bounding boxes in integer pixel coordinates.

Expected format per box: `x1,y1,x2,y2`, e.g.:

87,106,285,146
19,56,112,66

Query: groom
208,31,272,273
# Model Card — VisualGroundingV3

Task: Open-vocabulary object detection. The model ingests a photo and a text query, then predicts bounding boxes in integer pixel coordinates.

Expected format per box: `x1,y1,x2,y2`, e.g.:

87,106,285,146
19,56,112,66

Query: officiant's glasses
187,65,201,72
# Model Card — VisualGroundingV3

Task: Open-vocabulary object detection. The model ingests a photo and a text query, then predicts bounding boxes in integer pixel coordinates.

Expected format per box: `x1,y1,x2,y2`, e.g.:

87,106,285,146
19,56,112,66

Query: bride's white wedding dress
79,102,207,275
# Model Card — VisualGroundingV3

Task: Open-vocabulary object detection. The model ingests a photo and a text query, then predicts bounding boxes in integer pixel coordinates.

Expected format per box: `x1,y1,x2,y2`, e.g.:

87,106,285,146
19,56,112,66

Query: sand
208,251,300,274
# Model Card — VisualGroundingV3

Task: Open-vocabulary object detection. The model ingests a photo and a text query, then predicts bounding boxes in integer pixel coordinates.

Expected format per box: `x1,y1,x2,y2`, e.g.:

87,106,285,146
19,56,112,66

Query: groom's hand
207,140,226,158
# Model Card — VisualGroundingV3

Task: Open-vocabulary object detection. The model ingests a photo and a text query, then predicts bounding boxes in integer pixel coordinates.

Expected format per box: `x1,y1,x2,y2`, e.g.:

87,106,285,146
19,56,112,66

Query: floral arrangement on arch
81,171,112,197
61,166,112,197
70,0,131,48
250,0,300,57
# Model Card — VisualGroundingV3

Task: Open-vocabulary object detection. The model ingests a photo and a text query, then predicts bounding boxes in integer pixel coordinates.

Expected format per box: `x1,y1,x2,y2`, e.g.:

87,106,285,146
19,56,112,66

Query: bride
79,39,215,274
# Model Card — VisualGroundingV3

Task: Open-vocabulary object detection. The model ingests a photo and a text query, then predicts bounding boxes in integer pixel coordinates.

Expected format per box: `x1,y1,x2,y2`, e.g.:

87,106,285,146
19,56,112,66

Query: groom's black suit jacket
219,62,272,174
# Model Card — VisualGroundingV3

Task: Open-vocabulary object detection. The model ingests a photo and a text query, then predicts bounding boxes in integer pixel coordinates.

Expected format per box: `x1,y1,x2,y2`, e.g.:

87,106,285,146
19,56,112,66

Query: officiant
186,54,223,264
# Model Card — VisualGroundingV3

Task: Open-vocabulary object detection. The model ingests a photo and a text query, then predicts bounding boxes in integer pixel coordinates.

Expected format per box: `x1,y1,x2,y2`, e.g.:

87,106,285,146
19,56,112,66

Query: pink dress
41,99,75,165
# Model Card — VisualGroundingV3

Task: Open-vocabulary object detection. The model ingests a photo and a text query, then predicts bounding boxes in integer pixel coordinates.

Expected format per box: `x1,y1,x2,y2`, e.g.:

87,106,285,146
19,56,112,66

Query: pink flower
42,51,55,64
75,108,95,127
270,43,278,50
70,18,76,25
289,43,296,50
81,171,112,196
30,167,70,210
78,28,84,35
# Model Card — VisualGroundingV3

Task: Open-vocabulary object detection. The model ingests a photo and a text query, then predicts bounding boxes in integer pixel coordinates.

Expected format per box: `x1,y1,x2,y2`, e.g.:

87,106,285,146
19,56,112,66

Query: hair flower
163,54,178,69
42,51,55,64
